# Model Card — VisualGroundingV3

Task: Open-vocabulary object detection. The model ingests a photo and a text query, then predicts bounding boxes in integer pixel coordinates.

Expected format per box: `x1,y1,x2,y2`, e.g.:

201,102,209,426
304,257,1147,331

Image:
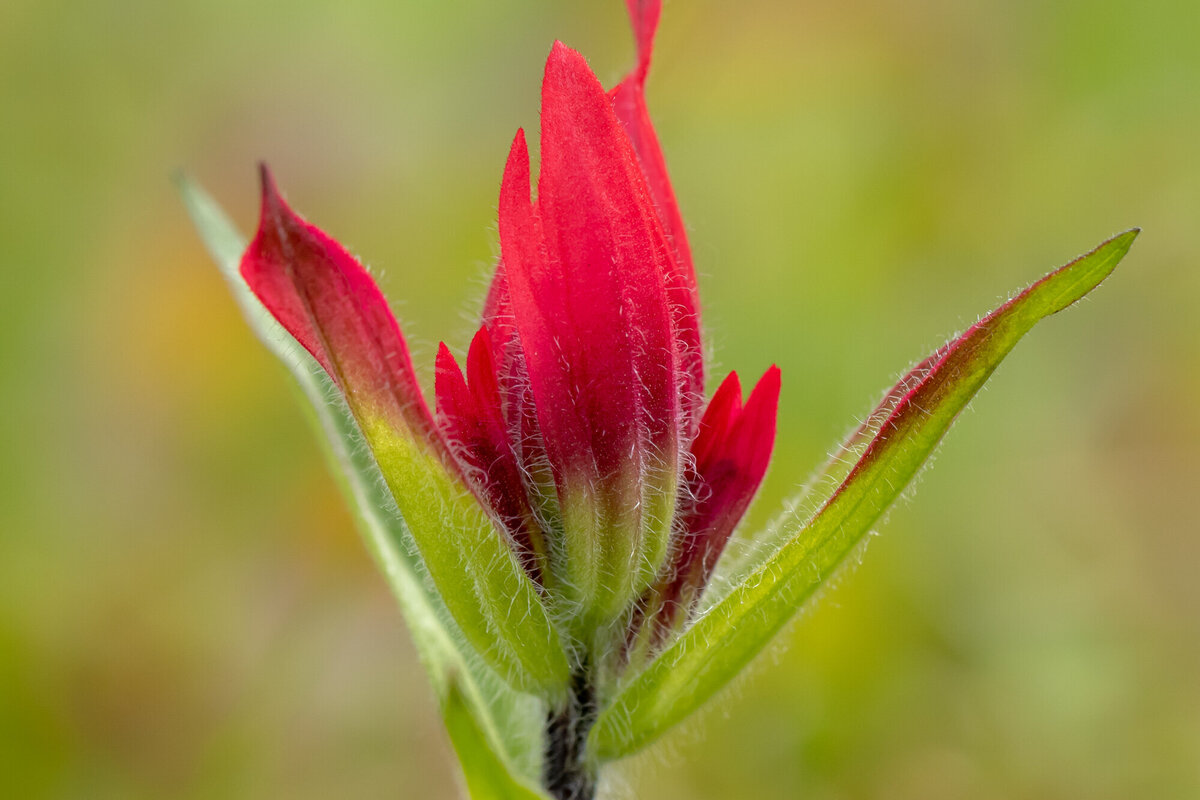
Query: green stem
543,664,597,800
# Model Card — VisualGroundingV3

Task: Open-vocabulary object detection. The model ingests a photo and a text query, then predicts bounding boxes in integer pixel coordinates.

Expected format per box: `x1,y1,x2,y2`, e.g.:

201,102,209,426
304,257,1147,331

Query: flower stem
543,664,597,800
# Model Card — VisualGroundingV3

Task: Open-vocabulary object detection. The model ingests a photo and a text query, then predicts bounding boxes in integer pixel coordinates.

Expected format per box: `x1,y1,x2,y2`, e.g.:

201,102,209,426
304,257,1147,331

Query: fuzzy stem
543,665,597,800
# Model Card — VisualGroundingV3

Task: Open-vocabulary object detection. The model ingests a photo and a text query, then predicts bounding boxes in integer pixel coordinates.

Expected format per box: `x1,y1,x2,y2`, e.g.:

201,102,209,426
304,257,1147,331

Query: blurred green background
3,0,1197,797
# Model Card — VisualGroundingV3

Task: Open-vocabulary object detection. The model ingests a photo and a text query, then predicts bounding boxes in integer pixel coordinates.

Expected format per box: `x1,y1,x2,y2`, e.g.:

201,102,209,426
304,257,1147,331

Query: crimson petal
658,366,782,628
499,45,683,622
435,329,547,579
610,0,704,436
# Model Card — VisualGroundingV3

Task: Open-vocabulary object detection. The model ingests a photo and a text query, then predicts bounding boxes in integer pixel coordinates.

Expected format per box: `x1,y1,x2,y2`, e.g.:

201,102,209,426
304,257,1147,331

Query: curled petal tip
611,0,703,430
624,0,662,74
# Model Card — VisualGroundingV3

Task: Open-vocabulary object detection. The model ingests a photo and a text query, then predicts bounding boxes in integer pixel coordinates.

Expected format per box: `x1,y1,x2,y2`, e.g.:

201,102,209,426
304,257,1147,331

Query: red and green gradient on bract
184,1,1138,797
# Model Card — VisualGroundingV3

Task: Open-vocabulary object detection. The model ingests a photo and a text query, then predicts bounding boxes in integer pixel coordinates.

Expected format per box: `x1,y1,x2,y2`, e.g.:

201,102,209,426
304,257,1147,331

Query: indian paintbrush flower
182,2,1137,798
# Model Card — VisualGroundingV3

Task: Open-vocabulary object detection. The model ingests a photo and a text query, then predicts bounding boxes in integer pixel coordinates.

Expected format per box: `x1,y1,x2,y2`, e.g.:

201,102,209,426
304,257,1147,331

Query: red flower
240,0,779,650
183,0,1134,787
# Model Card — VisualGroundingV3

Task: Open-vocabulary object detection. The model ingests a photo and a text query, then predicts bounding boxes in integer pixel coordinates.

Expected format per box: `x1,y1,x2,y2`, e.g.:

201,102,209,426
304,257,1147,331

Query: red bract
242,166,440,446
240,0,779,648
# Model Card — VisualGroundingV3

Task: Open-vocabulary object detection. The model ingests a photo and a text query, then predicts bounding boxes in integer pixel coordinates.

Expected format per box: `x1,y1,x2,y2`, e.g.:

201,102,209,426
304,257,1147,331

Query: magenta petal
477,260,530,470
501,52,681,486
693,365,781,576
481,260,512,343
610,0,704,435
498,47,686,618
525,43,680,478
661,366,781,621
623,0,661,75
240,165,439,446
434,342,474,440
435,330,545,578
688,371,743,469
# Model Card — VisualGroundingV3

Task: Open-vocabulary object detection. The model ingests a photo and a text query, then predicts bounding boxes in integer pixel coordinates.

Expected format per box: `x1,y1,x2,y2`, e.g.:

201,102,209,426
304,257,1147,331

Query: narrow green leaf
178,175,547,778
712,344,950,594
590,230,1138,760
443,675,553,800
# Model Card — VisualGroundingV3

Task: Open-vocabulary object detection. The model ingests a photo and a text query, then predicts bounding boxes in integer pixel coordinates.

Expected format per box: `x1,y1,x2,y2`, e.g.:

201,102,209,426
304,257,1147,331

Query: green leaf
442,675,553,800
713,331,962,593
178,174,547,783
590,230,1138,761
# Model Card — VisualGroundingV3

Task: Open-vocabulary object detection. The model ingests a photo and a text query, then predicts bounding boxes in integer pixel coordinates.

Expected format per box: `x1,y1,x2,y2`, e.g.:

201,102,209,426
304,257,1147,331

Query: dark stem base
543,666,598,800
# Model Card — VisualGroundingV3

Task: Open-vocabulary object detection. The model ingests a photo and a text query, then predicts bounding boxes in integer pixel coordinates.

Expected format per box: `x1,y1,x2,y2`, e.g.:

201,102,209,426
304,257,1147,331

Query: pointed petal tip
716,370,742,396
256,162,281,210
546,40,572,69
760,364,782,391
746,366,782,416
239,162,444,447
434,342,467,420
500,130,532,218
255,163,298,229
507,128,528,163
468,324,493,356
544,40,594,83
706,371,745,420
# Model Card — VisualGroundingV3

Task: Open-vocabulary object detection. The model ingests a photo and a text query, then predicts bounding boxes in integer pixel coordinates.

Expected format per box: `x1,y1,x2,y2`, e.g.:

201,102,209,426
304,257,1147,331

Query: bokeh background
3,0,1198,797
